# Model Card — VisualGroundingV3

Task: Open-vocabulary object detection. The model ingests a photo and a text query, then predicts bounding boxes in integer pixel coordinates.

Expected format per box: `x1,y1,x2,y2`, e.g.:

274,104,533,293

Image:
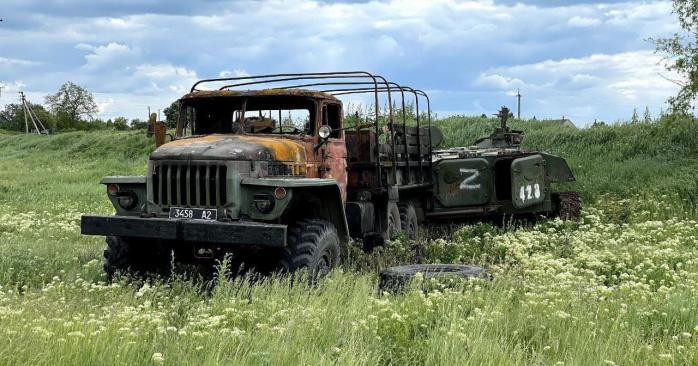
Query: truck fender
100,176,147,215
285,185,350,246
240,178,349,246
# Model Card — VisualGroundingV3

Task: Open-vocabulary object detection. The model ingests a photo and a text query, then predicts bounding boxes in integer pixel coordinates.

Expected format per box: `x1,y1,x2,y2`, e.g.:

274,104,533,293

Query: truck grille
152,162,228,208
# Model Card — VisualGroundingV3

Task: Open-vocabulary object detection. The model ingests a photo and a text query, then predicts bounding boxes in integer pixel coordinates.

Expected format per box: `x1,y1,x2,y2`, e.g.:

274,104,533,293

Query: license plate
169,207,218,221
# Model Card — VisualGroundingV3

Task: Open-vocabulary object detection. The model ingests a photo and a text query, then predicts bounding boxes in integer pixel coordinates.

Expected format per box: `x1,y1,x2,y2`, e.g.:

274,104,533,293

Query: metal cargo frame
190,72,434,190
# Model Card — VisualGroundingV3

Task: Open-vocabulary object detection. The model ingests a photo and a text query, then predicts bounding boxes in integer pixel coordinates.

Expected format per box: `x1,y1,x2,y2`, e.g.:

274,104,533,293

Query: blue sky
0,0,681,125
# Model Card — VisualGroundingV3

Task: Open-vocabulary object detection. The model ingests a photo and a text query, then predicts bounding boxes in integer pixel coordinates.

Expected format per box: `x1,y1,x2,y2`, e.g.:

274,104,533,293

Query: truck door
511,154,546,208
320,102,348,201
435,158,491,207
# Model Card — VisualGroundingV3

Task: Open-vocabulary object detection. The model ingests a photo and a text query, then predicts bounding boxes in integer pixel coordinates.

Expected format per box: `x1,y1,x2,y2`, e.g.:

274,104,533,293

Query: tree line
0,82,179,133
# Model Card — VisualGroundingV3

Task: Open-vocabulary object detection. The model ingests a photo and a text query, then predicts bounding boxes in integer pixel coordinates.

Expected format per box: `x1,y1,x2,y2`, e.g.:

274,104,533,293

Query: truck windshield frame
177,95,317,137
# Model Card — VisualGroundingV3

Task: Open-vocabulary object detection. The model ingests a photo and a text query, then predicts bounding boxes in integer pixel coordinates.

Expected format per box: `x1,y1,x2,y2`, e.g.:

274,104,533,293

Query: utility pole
0,84,4,99
516,89,522,120
20,92,28,133
19,91,46,134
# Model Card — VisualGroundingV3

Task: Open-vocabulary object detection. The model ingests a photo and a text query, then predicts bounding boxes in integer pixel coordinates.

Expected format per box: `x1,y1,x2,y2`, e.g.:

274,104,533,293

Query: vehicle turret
473,106,525,149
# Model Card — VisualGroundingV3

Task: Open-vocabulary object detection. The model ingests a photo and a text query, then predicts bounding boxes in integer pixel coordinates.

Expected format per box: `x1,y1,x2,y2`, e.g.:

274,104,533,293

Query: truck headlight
117,192,138,210
319,125,332,139
253,194,275,214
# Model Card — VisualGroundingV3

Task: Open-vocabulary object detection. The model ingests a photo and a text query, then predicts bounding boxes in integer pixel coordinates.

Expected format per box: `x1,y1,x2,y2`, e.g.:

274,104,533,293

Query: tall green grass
0,118,697,365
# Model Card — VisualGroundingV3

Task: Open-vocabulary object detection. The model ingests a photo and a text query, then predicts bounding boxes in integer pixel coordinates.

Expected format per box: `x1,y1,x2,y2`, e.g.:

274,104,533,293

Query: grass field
0,117,697,365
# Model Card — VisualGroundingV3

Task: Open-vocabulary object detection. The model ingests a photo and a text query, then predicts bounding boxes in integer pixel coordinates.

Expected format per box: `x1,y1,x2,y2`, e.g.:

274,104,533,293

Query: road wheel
398,202,418,240
387,202,402,240
104,236,171,280
278,219,340,276
552,191,582,220
379,264,491,293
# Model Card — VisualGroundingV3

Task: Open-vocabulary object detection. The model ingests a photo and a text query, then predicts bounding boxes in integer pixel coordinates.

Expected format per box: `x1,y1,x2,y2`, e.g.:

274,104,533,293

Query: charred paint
151,134,309,162
321,138,348,201
181,88,340,102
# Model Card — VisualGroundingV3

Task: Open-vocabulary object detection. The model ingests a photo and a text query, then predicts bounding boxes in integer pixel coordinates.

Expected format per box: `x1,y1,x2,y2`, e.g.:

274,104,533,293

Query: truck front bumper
81,215,287,247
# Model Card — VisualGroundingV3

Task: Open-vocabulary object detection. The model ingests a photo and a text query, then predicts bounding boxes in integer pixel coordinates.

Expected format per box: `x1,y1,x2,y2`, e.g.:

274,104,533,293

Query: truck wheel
279,219,340,276
104,236,171,280
398,202,418,240
387,202,402,240
552,191,582,220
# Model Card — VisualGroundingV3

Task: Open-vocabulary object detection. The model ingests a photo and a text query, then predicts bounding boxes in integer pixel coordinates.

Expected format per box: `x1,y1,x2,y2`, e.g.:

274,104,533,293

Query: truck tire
103,236,171,280
278,219,341,276
552,191,582,220
387,202,402,240
398,202,418,240
379,264,490,293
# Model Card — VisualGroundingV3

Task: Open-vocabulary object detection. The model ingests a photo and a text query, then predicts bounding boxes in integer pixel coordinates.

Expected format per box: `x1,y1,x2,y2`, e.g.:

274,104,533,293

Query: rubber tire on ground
387,202,402,240
552,191,582,220
398,202,418,240
278,219,341,276
104,236,171,280
379,264,490,292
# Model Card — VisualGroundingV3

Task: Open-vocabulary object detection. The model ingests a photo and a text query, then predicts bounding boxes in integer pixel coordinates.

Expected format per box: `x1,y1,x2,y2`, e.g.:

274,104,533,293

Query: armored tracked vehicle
81,72,579,277
428,107,581,221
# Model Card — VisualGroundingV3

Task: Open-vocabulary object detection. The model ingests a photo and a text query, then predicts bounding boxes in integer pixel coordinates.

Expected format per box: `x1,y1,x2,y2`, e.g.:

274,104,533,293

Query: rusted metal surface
321,137,348,201
154,134,308,162
180,88,340,101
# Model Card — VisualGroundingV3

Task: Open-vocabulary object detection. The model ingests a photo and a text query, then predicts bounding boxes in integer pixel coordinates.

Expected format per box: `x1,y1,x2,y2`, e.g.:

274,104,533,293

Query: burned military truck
81,72,578,277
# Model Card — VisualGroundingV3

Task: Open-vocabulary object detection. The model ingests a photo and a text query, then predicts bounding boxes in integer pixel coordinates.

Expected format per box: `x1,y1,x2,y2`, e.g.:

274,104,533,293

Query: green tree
163,100,180,129
643,106,653,123
0,103,54,132
653,0,698,115
44,82,98,129
113,117,129,131
130,118,148,130
631,108,640,124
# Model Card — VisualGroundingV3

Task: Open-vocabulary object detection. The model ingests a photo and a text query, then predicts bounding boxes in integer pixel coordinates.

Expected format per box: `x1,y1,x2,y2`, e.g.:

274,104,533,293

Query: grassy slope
0,120,697,365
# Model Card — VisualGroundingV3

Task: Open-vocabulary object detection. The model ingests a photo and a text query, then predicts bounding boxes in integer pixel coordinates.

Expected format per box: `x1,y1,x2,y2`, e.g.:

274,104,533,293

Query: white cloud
219,69,249,78
130,63,198,95
475,74,525,90
82,42,138,70
568,16,602,27
475,50,680,123
0,57,40,66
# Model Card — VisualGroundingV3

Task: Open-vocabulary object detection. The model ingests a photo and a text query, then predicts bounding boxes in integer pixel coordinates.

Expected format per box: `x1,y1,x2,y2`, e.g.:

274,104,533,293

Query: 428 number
518,183,541,203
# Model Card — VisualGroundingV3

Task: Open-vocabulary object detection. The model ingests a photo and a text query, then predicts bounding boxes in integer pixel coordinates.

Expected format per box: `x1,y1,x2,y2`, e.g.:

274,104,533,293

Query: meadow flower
151,352,165,364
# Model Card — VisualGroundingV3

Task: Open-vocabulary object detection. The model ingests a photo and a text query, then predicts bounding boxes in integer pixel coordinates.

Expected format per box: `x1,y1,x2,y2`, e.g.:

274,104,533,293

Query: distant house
541,118,577,129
